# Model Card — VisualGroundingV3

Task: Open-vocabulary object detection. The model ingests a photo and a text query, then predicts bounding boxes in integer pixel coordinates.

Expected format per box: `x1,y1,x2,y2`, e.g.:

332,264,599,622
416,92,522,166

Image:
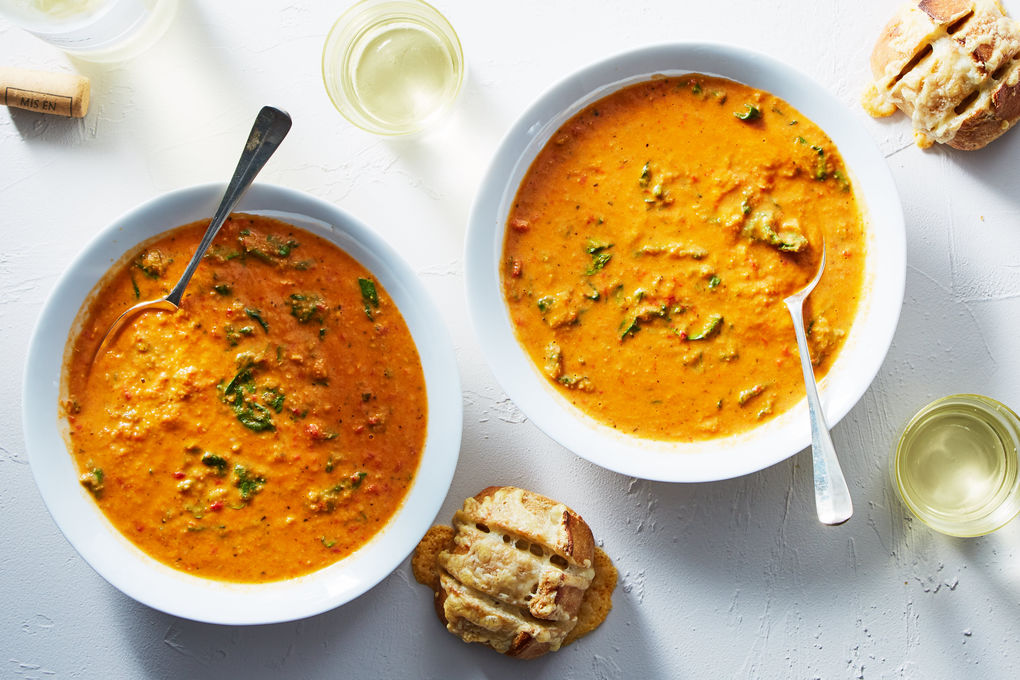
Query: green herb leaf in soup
359,277,379,320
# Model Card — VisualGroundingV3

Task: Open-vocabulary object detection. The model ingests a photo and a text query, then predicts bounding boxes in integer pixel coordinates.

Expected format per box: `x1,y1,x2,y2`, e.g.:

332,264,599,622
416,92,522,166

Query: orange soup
502,75,867,441
63,215,427,582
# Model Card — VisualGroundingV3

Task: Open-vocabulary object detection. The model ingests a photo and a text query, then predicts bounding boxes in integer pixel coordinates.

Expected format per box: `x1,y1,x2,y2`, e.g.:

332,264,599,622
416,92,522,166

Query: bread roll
415,486,602,659
863,0,1020,149
412,521,617,656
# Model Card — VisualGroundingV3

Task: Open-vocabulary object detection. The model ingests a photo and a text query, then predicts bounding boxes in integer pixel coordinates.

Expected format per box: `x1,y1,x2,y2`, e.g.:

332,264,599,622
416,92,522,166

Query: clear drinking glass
0,0,177,62
322,0,464,135
893,394,1020,537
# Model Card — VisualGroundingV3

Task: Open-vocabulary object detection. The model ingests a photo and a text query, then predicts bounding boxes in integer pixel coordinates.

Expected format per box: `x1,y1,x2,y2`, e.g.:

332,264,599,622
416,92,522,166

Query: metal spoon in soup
784,238,853,525
92,105,292,363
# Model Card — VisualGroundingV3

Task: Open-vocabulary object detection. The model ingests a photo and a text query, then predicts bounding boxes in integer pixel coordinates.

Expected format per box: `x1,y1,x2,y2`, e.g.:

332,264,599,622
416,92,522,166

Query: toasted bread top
863,0,1020,149
411,486,614,659
462,486,595,568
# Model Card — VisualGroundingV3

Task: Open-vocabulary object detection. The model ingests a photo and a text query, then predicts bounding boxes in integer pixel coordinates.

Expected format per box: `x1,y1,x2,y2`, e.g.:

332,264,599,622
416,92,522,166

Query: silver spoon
92,106,292,363
783,240,853,525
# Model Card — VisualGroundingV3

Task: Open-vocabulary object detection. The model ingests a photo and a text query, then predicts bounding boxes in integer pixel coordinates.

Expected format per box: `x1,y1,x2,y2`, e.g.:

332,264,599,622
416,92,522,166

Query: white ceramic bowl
23,183,462,624
466,43,905,482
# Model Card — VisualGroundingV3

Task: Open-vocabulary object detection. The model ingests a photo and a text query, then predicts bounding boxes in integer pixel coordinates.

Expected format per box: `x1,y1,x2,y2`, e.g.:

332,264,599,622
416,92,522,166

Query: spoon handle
786,296,854,525
166,106,293,307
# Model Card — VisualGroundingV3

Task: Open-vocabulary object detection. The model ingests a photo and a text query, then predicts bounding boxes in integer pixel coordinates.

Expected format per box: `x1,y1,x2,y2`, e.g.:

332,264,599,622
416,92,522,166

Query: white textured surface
2,1,1019,678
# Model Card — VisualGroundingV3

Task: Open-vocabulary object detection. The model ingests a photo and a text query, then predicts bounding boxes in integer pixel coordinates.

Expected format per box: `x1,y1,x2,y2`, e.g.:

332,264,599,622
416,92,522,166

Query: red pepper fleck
173,471,185,479
209,501,224,511
353,424,365,434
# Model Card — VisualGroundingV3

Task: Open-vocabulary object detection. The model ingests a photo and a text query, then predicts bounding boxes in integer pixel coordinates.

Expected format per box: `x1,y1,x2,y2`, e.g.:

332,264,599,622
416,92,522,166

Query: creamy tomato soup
502,75,866,441
63,215,427,582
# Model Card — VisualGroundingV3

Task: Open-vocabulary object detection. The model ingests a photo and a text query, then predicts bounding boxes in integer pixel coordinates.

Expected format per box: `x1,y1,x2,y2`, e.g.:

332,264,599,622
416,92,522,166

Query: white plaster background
2,1,1020,678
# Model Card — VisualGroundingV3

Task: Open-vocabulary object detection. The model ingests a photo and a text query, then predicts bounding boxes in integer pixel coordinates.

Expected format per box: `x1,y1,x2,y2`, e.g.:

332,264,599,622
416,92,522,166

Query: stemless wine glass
893,394,1020,537
322,0,464,135
0,0,177,62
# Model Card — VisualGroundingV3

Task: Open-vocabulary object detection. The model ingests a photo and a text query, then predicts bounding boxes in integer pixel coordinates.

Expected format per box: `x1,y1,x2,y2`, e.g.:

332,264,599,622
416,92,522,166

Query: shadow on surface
382,63,510,241
7,104,86,145
63,0,261,186
116,572,422,680
943,127,1020,210
113,556,663,680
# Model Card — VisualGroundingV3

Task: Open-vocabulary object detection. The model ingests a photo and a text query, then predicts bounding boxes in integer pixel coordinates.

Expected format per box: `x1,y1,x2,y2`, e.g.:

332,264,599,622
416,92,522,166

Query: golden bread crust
563,547,617,645
919,0,974,24
864,0,1020,149
411,524,454,591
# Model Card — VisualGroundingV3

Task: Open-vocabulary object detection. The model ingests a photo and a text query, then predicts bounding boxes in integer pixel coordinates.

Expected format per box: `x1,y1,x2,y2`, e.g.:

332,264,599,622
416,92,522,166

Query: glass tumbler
322,0,464,135
893,394,1020,537
0,0,177,62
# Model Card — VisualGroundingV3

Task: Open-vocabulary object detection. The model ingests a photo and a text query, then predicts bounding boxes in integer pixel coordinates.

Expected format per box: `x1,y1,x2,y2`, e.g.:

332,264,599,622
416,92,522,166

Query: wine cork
0,67,90,118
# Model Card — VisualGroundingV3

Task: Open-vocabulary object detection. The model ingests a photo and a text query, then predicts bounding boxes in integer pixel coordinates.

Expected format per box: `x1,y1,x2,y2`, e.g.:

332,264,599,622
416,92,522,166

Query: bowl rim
465,42,906,482
22,182,462,624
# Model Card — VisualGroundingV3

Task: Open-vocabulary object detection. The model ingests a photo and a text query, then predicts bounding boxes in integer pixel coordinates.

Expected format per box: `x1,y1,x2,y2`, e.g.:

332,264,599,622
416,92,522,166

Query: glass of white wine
322,0,464,135
0,0,177,62
893,394,1020,537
